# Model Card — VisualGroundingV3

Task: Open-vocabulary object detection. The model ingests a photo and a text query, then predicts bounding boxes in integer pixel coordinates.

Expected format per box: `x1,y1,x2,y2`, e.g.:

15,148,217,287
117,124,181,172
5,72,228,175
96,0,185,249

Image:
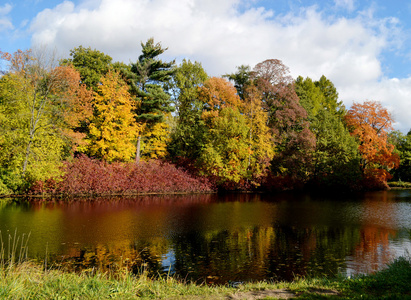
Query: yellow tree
84,71,139,162
242,84,275,184
141,117,171,160
344,101,399,183
197,77,274,187
197,77,248,185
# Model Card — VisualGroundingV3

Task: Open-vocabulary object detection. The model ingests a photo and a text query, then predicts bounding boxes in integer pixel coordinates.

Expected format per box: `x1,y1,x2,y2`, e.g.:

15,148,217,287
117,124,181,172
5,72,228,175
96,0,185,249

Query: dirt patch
227,288,340,299
227,289,296,299
170,288,340,299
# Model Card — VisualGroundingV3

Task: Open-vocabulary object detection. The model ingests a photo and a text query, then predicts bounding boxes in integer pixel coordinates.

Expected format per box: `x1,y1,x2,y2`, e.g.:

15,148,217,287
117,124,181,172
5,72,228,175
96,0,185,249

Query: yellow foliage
141,121,171,160
84,71,141,162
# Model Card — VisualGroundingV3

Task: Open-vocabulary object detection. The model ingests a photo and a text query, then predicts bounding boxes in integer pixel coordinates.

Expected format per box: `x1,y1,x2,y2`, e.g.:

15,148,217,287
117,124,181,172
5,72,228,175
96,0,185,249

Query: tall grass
0,229,30,269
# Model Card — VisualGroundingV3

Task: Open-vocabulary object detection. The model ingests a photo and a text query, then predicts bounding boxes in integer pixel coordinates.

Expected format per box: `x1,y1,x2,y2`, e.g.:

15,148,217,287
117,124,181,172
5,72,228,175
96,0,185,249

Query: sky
1,0,411,132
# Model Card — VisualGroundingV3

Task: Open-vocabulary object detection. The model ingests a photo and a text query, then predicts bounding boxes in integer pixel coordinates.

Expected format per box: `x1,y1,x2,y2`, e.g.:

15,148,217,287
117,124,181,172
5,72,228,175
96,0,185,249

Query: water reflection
0,191,410,282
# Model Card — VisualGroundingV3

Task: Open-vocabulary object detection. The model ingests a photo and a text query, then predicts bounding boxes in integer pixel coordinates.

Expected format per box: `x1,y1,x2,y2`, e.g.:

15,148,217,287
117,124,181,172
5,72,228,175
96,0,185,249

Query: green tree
224,65,252,100
128,38,176,162
60,46,113,92
310,109,361,187
84,71,139,162
315,75,345,117
295,76,360,187
389,130,411,182
167,59,208,161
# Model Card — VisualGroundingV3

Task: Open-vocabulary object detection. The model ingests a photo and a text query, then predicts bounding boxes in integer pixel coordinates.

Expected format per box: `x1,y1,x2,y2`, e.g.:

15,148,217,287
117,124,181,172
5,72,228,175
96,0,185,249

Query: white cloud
28,0,411,132
0,3,12,15
334,0,355,12
0,3,13,32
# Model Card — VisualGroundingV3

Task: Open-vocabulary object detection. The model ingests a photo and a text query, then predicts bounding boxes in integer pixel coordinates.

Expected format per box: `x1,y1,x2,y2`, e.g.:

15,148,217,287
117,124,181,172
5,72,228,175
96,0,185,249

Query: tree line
0,39,405,195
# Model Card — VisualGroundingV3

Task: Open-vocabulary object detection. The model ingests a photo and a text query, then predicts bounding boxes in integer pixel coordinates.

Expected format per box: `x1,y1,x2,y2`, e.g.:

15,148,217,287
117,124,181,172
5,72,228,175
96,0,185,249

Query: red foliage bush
30,155,215,196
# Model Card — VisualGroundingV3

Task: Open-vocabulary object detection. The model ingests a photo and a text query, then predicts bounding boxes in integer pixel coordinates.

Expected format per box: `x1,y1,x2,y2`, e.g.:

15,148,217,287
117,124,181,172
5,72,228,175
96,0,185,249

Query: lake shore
1,257,410,299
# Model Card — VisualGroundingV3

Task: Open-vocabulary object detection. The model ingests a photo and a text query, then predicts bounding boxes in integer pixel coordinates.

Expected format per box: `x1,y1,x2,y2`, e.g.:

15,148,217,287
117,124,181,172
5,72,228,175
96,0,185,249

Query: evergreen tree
224,65,252,100
128,38,176,162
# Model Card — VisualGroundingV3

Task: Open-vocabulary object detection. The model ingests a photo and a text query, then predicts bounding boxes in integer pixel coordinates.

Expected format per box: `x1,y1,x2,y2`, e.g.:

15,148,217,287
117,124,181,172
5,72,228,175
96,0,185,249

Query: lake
1,190,411,283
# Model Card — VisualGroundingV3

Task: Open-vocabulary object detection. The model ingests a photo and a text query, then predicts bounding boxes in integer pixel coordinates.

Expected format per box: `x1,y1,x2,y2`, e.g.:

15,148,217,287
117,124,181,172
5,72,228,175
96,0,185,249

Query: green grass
335,257,411,299
0,263,235,299
388,181,411,188
0,257,411,299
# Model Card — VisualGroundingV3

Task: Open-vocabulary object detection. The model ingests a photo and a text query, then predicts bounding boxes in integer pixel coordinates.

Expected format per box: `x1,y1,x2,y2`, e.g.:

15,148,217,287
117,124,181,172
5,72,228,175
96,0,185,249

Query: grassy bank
1,257,411,299
388,181,411,189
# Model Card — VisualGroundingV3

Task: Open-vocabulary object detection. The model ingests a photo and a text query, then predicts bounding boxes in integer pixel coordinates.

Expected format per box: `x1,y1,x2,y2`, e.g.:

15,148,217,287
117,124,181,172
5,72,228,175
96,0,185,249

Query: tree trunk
135,135,141,164
22,138,33,176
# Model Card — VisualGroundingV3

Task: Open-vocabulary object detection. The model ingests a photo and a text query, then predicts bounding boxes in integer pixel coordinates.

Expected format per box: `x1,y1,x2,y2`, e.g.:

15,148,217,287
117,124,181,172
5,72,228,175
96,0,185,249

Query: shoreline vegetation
1,154,409,200
1,256,410,299
1,44,409,198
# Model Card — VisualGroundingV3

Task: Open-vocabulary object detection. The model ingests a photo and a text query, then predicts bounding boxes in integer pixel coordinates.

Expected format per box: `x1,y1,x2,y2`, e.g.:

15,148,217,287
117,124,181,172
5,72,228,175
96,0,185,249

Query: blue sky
2,0,411,132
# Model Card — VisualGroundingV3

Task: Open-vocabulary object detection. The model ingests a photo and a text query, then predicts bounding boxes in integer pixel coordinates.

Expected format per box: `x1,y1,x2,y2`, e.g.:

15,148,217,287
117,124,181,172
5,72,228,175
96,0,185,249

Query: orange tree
344,101,399,184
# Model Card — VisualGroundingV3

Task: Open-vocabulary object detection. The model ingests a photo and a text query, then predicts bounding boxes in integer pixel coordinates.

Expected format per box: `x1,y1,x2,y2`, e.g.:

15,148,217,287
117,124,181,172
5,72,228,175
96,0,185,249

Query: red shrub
30,155,215,196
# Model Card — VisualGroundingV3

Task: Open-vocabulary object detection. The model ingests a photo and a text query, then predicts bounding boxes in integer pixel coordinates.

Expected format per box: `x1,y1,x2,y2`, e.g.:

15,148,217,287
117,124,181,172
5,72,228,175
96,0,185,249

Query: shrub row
30,155,214,196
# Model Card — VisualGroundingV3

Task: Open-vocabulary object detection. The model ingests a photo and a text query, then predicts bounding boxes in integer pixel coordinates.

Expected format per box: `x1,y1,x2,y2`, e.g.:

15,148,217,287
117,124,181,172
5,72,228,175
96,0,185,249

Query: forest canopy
0,41,403,195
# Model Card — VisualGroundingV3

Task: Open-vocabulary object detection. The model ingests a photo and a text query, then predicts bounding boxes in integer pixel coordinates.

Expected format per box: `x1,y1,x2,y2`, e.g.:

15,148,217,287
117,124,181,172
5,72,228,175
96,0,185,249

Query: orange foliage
0,49,33,75
345,101,399,183
353,196,397,273
198,77,242,120
51,65,94,149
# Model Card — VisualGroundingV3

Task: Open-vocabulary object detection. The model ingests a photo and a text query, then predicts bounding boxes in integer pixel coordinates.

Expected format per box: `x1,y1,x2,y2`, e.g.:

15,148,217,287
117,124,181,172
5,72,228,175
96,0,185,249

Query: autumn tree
199,106,250,186
242,84,275,184
83,71,139,162
0,49,89,192
252,59,315,179
48,64,94,152
344,101,399,184
141,115,172,160
197,77,274,187
128,38,175,163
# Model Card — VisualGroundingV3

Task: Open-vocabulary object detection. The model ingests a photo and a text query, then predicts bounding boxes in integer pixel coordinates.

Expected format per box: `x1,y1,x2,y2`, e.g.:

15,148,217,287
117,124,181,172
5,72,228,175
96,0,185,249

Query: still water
1,190,411,283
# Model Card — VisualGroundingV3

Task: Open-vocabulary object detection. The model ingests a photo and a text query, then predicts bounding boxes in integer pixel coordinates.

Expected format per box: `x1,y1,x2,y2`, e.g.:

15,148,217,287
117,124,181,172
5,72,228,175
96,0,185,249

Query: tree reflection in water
0,191,410,283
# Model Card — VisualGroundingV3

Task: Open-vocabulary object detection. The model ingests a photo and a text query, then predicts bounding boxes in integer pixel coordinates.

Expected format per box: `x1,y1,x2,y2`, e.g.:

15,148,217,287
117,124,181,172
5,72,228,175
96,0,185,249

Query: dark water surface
1,190,411,283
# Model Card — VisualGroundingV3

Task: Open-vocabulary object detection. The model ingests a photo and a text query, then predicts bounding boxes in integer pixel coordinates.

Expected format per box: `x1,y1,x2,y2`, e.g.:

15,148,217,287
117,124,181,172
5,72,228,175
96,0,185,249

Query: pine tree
128,38,175,163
